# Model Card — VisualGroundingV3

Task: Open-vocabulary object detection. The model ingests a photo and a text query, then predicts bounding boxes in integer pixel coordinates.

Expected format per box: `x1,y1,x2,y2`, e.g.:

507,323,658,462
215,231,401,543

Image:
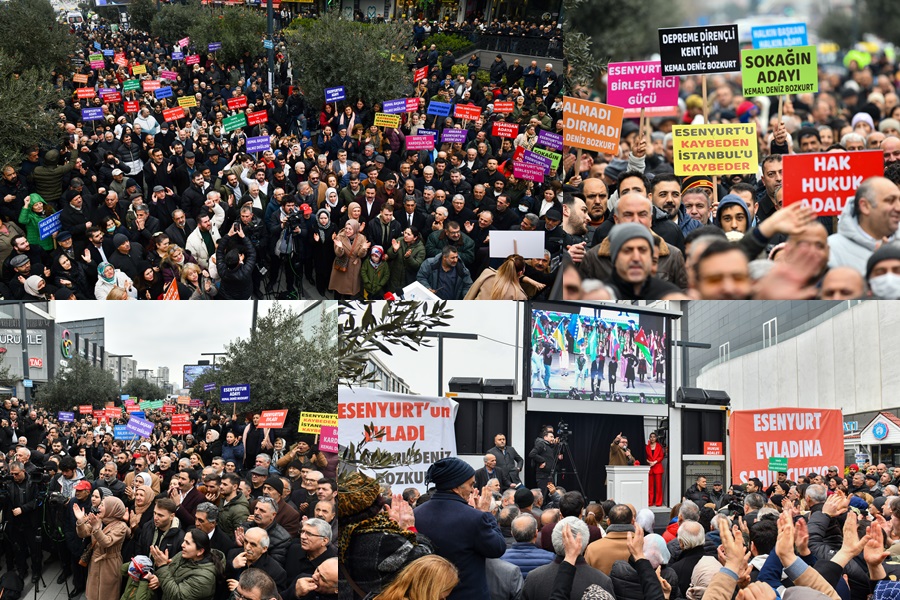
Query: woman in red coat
646,432,665,506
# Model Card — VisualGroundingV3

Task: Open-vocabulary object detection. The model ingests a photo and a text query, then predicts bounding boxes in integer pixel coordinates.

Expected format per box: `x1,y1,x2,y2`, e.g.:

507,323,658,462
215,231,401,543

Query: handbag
333,254,349,272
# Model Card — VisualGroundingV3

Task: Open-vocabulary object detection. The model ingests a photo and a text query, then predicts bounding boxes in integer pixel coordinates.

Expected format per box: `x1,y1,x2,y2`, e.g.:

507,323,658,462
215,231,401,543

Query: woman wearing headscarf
121,484,156,562
199,429,222,466
74,496,130,600
22,275,51,300
311,207,337,297
147,528,222,600
387,226,425,292
18,193,57,252
51,252,90,299
94,262,136,300
329,219,369,299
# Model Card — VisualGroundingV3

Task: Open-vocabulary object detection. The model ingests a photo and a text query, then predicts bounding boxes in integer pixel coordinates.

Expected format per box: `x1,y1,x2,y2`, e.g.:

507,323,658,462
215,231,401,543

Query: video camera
727,483,747,516
556,420,571,442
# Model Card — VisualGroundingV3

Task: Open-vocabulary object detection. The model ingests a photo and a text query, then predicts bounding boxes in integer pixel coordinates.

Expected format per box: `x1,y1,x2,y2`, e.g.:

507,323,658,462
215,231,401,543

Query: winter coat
18,202,56,251
416,254,473,300
217,492,250,539
580,232,689,291
501,542,555,578
386,237,425,291
215,236,256,299
77,513,130,600
30,149,77,207
610,559,679,600
328,232,368,296
827,198,894,275
155,551,220,600
360,260,390,299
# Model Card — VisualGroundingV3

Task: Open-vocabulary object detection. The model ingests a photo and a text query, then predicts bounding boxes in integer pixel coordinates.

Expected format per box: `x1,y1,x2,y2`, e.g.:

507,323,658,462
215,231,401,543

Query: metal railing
469,34,563,58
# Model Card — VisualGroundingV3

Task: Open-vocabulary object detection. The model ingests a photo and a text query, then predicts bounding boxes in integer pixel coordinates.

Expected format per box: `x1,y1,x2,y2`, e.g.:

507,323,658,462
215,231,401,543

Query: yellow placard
178,96,198,108
131,64,147,75
374,113,401,128
671,123,758,176
299,411,338,434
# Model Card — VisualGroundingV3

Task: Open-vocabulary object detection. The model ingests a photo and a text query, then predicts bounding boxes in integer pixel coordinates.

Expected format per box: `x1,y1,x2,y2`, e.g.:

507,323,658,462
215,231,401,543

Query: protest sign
76,88,96,99
562,97,623,154
189,400,202,408
671,123,757,176
263,39,274,50
513,162,545,183
163,107,185,122
259,409,288,429
338,387,457,492
704,442,723,456
81,108,104,122
124,101,140,113
325,86,345,102
162,404,176,414
178,96,198,108
441,128,468,144
186,55,200,65
246,135,271,153
751,23,808,49
208,42,222,51
58,412,74,423
159,70,178,81
373,113,401,128
782,150,883,217
172,52,184,61
414,66,428,82
79,405,93,414
742,46,818,96
114,425,138,441
227,96,248,110
223,113,247,133
247,111,268,126
123,79,140,92
105,407,121,420
453,104,482,121
131,64,146,75
532,147,562,172
405,98,420,112
203,383,217,392
426,101,452,117
171,414,191,435
73,74,89,84
143,80,160,91
103,92,122,103
489,230,546,259
606,61,679,110
730,408,843,487
382,99,407,114
102,49,114,57
658,24,740,76
417,129,437,140
178,37,190,47
522,149,554,174
405,135,435,151
155,86,173,99
537,130,563,152
493,101,514,113
176,395,190,405
220,384,250,402
319,426,338,453
90,60,105,70
492,121,519,138
299,411,338,434
38,213,62,240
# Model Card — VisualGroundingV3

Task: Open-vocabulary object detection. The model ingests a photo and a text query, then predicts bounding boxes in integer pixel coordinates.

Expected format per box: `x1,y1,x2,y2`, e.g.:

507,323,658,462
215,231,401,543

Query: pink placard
178,37,190,47
319,425,338,453
606,61,679,110
160,70,178,81
513,161,545,183
405,97,421,112
405,135,435,150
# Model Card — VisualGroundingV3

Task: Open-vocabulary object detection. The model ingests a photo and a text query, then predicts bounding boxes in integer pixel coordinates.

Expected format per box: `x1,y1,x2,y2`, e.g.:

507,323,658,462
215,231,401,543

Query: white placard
489,230,546,259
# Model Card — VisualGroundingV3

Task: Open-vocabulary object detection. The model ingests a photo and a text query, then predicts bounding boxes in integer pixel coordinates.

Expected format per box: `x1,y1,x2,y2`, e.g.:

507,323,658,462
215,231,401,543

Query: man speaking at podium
609,433,636,466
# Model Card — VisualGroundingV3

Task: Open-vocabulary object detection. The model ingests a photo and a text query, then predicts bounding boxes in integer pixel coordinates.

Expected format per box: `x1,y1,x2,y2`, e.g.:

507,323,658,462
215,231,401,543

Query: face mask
870,272,900,299
518,204,529,213
107,227,115,233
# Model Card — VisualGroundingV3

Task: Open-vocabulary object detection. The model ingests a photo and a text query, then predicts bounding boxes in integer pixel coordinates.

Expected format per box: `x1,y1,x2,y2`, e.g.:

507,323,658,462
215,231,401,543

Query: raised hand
627,525,645,560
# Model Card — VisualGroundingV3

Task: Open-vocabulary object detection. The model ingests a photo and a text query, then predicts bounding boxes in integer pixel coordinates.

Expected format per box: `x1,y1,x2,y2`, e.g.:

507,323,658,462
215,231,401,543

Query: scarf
98,262,115,283
133,484,155,515
315,209,332,239
337,511,418,564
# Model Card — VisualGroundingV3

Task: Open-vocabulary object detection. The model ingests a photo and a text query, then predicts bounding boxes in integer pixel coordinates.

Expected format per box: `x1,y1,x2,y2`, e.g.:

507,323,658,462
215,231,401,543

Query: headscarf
100,496,127,525
23,275,44,298
344,219,360,240
96,486,113,499
98,262,115,283
315,208,332,240
346,201,361,221
207,429,220,442
324,187,338,207
136,472,153,486
133,484,155,515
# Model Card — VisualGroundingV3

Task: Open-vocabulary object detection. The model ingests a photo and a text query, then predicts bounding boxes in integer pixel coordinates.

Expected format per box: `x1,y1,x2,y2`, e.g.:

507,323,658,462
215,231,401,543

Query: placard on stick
562,97,623,154
741,46,818,97
489,230,546,259
782,150,883,217
671,123,758,176
658,24,740,76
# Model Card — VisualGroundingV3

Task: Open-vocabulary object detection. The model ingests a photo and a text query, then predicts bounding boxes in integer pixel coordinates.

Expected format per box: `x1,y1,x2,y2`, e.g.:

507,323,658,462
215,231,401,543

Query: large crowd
0,396,338,599
338,436,900,600
0,8,564,301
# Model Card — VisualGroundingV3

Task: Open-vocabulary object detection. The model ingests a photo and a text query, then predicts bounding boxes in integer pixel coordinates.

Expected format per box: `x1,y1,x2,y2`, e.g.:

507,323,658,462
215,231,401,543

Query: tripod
549,438,585,496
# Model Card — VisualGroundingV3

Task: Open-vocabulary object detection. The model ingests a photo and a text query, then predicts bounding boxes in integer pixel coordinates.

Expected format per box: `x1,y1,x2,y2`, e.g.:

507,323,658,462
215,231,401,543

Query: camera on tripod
556,420,571,442
284,209,304,231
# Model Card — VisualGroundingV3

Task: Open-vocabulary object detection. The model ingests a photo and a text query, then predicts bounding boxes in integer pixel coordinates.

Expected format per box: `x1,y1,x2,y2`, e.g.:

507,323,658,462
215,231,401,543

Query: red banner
247,111,268,126
405,97,421,112
162,404,176,414
414,66,428,82
227,96,248,110
163,107,185,122
729,408,844,487
454,104,482,121
76,88,96,99
259,409,288,429
103,91,122,103
185,55,200,65
492,121,519,139
105,408,121,421
782,150,883,217
171,413,192,435
493,101,514,113
124,101,140,113
79,405,93,414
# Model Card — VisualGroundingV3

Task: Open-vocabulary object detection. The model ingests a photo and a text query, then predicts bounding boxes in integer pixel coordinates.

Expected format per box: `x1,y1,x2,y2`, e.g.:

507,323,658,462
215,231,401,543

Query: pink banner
513,161,545,183
606,61,679,110
405,135,435,150
160,70,178,81
319,425,338,453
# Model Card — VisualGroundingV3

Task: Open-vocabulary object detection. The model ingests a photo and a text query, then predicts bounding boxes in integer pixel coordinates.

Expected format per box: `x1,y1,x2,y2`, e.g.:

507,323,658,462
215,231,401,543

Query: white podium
606,465,650,507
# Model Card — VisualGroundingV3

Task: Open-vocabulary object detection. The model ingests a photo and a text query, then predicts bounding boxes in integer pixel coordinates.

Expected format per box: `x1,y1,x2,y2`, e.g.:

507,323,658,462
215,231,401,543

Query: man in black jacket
1,461,44,581
136,497,185,557
488,434,524,490
528,426,559,502
216,225,256,300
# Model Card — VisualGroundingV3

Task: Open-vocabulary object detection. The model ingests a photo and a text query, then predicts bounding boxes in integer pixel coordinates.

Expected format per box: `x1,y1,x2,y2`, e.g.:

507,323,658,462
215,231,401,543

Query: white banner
338,387,458,492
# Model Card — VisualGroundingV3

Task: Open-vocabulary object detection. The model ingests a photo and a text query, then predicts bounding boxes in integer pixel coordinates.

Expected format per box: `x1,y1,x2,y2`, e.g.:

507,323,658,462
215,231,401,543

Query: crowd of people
557,47,900,300
0,6,565,301
0,396,338,599
338,442,900,600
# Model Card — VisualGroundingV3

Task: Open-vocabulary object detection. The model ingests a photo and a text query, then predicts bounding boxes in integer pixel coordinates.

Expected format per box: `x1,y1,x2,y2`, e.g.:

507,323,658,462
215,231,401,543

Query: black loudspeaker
483,379,515,394
676,387,707,403
704,389,731,406
448,377,483,393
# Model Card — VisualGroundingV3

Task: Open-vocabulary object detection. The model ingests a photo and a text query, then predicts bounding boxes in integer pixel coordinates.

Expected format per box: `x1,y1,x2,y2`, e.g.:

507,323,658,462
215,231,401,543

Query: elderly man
829,177,900,274
474,453,510,491
501,515,555,578
414,457,506,600
241,496,291,565
288,557,338,600
226,527,287,591
195,501,234,555
263,476,301,537
584,504,635,574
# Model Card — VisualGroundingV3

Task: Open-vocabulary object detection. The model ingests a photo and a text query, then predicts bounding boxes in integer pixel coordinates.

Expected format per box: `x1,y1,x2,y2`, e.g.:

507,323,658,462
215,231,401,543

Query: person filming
528,426,561,501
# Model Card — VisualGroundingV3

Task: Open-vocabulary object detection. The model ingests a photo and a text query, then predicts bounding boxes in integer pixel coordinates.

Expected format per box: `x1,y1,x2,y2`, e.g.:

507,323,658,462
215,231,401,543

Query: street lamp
419,332,479,396
108,353,133,397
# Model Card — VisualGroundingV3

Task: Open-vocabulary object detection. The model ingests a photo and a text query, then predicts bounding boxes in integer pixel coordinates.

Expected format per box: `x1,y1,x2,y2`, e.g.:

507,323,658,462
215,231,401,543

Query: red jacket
646,443,665,474
662,520,679,542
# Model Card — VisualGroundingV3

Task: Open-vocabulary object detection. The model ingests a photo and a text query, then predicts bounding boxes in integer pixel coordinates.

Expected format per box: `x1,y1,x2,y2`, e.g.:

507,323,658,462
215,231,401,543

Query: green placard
123,79,140,91
741,45,818,97
89,53,102,62
223,113,247,133
768,456,788,472
533,147,562,171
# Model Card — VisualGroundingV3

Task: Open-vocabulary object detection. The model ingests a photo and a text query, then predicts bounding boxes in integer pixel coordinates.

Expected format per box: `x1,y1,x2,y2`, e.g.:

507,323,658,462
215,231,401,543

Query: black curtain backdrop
525,411,644,503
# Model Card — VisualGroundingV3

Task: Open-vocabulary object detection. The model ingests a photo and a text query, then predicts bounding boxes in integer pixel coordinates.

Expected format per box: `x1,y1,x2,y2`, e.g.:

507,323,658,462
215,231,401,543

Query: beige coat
329,232,369,296
77,497,129,600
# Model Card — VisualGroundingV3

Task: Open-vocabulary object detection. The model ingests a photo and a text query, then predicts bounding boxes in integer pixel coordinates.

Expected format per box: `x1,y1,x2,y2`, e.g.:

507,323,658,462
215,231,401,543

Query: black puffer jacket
215,235,256,300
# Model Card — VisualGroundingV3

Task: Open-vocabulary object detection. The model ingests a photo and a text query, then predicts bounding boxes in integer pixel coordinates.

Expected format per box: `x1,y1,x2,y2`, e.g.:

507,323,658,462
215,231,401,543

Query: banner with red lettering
338,387,458,492
729,408,843,487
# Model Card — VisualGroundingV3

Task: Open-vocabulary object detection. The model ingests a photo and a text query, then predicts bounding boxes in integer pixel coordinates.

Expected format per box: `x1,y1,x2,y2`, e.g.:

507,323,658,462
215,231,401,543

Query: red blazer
646,443,665,474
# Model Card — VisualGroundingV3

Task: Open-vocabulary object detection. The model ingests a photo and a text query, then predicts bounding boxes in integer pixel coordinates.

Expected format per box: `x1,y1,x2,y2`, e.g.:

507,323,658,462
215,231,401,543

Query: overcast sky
55,301,314,388
368,302,523,396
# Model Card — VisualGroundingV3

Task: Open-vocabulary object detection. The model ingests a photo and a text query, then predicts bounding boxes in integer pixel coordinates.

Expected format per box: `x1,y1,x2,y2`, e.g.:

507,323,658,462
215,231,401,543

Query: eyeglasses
300,530,327,538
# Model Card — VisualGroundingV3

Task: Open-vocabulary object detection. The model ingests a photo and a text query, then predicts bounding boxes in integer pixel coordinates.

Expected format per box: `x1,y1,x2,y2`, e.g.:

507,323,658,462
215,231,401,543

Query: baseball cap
74,481,92,491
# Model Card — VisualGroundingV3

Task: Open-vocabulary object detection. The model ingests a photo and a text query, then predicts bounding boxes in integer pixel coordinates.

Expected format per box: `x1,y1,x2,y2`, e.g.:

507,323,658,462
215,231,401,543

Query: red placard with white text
163,107,185,122
103,91,122,103
79,405,93,414
492,121,519,138
247,111,268,126
454,104,482,121
782,150,883,217
124,101,140,113
414,66,428,82
259,409,288,429
76,88,96,99
227,96,248,110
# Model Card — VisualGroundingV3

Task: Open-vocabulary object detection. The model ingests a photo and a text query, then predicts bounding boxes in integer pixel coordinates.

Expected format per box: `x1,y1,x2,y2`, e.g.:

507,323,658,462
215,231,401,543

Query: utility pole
267,0,275,93
18,302,30,405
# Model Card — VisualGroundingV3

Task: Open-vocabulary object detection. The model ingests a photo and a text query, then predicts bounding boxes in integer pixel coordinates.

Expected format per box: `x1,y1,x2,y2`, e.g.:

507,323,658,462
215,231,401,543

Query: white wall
697,302,900,415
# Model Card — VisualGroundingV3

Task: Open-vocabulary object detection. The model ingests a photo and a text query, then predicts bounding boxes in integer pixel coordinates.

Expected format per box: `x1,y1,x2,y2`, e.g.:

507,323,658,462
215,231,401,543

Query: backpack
0,570,24,600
